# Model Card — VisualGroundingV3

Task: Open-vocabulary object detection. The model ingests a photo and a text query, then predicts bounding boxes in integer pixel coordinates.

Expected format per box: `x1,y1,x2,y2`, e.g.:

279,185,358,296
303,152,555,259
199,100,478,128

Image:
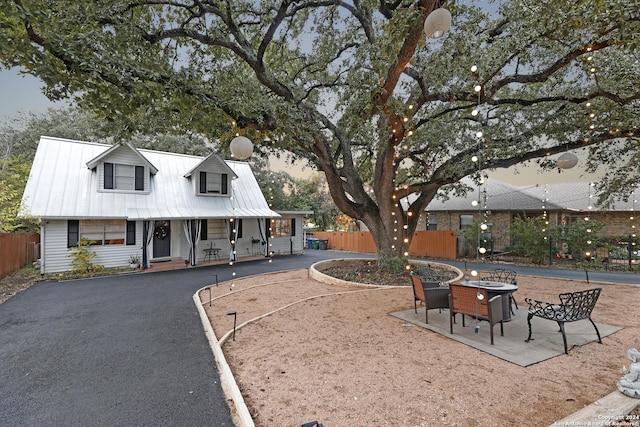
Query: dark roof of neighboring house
422,178,639,213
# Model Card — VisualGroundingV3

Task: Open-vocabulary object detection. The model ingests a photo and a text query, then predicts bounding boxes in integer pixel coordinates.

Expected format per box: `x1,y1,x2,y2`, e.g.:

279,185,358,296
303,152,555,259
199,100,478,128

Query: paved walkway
1,251,636,426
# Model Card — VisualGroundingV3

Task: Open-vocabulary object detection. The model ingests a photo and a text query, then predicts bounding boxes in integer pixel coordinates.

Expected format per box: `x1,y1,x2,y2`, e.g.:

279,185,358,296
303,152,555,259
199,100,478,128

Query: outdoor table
203,246,221,262
458,280,518,322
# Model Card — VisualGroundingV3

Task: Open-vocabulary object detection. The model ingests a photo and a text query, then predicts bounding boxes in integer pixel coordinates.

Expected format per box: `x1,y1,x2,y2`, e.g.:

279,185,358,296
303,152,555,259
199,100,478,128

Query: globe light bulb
230,136,253,159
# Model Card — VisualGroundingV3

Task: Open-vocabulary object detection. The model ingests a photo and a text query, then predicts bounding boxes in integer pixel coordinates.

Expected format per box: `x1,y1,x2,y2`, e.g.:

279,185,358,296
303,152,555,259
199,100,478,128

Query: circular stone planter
309,258,464,288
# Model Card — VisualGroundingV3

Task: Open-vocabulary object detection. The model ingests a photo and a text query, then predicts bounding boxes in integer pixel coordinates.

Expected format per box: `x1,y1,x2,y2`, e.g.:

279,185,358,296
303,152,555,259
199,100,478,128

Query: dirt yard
200,268,640,426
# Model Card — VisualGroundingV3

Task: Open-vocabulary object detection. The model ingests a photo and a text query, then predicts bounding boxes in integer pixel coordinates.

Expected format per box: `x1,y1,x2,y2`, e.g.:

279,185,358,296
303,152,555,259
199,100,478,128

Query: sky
0,67,600,185
0,68,68,119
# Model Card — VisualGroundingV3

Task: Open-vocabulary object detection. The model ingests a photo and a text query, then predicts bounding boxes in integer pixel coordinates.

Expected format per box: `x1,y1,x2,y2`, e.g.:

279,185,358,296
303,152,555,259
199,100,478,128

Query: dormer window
104,162,145,191
199,171,228,195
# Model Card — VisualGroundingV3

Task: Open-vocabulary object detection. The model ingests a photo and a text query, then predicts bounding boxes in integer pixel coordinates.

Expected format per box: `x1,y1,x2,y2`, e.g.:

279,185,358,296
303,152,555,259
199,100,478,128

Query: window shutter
68,220,79,247
126,221,136,245
199,171,206,193
104,163,114,189
266,220,271,238
221,173,228,195
200,219,208,240
135,166,144,191
291,218,296,236
237,218,243,238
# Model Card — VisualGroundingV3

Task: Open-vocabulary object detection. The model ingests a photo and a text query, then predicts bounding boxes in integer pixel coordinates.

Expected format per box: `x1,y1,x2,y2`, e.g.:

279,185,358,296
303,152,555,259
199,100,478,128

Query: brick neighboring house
417,178,638,244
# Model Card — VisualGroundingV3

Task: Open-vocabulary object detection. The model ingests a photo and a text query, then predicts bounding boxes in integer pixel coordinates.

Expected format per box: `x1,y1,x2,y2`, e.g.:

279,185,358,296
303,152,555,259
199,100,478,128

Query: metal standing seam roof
20,136,280,220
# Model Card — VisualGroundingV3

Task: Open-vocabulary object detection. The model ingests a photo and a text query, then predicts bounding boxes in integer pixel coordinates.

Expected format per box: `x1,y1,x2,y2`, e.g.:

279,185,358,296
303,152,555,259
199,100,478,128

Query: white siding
42,219,145,273
42,220,73,273
169,220,182,260
236,220,263,258
268,215,306,255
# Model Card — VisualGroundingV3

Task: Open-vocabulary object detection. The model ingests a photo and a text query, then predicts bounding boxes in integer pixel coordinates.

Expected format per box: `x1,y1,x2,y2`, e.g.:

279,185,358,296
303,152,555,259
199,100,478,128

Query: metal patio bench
524,288,602,354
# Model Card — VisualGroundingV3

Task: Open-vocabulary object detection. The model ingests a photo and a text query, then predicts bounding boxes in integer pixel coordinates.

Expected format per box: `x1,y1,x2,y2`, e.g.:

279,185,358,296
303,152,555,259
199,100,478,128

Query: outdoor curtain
225,219,237,262
182,219,201,266
257,218,270,257
142,220,154,269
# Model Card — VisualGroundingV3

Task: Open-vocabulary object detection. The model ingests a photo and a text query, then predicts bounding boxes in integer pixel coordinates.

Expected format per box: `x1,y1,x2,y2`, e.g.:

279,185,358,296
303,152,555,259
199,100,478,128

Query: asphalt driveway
0,250,366,427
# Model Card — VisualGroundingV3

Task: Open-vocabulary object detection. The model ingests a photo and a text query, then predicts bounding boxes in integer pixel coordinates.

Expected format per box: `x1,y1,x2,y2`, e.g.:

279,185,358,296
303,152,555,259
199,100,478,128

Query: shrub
68,238,104,274
508,216,549,264
376,249,408,274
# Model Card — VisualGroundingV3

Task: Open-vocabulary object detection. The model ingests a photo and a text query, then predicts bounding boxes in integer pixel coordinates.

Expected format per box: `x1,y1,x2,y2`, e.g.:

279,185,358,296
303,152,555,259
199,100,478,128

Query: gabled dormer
184,153,237,196
86,142,158,194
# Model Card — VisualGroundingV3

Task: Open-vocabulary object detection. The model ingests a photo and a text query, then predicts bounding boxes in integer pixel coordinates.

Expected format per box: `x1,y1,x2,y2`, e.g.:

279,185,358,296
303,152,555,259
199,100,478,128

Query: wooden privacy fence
312,230,457,259
0,232,40,278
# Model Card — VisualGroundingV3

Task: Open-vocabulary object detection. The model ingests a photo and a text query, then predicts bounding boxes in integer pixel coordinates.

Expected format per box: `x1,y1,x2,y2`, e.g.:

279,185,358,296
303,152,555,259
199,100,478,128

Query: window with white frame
199,171,228,195
104,162,144,191
427,213,438,230
68,219,127,247
270,218,295,237
459,214,474,229
205,219,227,239
200,219,242,240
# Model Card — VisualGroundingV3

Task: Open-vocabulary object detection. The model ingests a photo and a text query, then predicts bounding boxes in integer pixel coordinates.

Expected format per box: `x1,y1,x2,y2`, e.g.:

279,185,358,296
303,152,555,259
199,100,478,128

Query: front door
153,220,171,258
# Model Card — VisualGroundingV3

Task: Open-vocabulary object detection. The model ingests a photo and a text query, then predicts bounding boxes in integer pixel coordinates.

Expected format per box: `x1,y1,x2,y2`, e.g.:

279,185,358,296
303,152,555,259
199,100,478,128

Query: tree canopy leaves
2,0,638,253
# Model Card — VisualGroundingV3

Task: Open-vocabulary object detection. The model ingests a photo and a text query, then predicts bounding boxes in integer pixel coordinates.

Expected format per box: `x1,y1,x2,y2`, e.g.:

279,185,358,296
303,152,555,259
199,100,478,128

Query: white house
20,136,309,274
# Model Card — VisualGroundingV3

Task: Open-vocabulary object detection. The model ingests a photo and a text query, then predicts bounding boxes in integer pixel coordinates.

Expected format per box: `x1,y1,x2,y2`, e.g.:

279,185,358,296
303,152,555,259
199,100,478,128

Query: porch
142,254,267,273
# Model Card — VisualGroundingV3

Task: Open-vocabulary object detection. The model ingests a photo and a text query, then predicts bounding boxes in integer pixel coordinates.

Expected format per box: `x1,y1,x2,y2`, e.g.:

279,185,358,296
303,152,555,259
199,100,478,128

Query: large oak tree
2,0,639,259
